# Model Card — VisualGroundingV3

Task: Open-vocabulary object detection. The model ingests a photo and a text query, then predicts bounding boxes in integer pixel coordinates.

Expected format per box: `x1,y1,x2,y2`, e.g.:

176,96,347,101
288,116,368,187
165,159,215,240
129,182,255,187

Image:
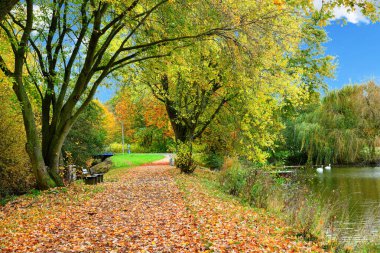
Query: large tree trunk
0,0,19,22
166,109,196,173
13,74,53,190
11,0,57,190
43,123,75,187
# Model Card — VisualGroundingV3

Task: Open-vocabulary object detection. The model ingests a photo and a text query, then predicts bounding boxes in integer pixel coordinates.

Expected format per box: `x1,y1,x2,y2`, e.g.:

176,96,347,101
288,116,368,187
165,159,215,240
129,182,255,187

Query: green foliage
292,82,380,164
63,101,107,166
134,127,173,153
108,142,124,154
219,160,248,196
203,152,224,171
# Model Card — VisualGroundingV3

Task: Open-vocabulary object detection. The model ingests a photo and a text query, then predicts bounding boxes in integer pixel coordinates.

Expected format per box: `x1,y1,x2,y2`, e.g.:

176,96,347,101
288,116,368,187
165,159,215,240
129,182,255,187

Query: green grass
110,153,165,169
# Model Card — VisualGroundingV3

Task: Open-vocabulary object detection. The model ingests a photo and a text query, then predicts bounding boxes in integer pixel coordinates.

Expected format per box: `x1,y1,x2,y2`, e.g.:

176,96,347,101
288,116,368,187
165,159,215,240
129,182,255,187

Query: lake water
300,167,380,244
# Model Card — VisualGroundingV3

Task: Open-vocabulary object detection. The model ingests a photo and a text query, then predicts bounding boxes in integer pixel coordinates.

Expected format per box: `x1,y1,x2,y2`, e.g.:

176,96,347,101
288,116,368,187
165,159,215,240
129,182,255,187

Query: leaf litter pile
0,162,324,252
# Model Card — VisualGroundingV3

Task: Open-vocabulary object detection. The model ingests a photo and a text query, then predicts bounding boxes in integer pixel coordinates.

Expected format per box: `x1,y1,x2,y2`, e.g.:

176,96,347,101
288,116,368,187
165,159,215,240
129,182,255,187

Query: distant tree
115,88,138,139
63,100,107,166
113,87,173,152
294,82,380,164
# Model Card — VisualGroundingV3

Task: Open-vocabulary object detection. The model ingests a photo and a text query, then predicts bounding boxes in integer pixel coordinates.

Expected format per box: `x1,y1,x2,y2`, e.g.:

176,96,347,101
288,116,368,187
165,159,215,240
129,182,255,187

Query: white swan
325,164,331,170
316,165,324,173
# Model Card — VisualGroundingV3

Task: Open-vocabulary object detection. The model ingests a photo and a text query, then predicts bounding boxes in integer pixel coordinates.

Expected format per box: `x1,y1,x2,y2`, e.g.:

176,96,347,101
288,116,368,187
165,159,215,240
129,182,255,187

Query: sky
95,4,380,102
320,0,380,91
324,22,380,90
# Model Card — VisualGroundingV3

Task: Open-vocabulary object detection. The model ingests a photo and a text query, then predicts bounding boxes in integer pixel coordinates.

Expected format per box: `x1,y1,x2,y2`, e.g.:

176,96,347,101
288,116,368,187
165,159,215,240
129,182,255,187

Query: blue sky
325,22,380,90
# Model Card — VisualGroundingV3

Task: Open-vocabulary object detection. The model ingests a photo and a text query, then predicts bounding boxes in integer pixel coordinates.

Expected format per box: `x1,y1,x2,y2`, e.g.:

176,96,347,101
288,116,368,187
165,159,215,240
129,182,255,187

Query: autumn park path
0,159,323,252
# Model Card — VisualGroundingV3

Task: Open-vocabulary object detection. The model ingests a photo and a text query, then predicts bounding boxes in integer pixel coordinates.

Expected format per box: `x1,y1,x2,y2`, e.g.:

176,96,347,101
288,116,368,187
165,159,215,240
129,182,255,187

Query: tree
294,82,380,164
2,0,293,188
142,42,241,172
0,0,19,22
135,0,339,171
113,86,173,152
354,82,380,160
114,87,138,139
63,100,108,166
100,102,119,146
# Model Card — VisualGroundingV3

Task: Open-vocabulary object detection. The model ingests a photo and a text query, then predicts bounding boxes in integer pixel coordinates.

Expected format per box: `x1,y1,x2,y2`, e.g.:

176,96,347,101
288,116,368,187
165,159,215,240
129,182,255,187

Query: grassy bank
110,153,165,169
173,168,324,252
190,160,380,252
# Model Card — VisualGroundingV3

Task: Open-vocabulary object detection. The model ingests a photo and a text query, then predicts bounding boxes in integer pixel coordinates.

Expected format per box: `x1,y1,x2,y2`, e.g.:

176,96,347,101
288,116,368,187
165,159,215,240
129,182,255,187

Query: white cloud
313,0,370,24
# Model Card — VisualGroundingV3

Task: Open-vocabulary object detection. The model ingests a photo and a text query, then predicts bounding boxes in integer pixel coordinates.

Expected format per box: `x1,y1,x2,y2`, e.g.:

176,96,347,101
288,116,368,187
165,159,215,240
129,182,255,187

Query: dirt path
0,163,323,252
0,164,203,252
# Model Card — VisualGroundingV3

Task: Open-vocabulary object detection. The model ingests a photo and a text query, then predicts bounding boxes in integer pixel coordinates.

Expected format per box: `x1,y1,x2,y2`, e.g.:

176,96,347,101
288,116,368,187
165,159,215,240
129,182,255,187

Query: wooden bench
82,168,104,185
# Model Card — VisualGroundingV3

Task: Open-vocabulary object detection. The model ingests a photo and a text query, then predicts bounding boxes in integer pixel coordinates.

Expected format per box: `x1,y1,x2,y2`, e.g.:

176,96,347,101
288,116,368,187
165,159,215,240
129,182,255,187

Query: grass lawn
110,153,165,169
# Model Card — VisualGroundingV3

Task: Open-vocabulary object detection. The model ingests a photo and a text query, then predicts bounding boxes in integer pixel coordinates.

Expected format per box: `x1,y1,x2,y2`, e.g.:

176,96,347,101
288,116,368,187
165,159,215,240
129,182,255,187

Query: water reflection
300,167,380,243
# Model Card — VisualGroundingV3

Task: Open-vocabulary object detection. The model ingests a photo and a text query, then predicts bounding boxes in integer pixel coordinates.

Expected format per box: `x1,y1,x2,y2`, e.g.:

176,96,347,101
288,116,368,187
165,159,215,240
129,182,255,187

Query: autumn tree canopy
0,0,378,187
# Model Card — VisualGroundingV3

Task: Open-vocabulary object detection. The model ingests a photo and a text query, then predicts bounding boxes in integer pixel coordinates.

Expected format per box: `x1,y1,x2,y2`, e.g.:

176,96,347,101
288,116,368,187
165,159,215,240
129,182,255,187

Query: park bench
81,153,113,185
81,168,104,185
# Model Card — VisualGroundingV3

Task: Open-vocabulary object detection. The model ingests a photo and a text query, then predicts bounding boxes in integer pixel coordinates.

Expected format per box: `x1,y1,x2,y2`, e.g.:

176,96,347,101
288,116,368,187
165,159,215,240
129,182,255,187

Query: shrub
218,158,337,241
203,152,224,170
108,142,124,153
243,169,276,208
283,186,328,239
219,159,247,196
175,142,196,174
130,143,147,153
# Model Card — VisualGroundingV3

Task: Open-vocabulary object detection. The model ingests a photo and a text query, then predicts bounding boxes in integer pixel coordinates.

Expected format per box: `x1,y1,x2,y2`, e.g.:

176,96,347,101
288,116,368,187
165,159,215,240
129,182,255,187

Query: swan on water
316,166,324,173
325,164,331,170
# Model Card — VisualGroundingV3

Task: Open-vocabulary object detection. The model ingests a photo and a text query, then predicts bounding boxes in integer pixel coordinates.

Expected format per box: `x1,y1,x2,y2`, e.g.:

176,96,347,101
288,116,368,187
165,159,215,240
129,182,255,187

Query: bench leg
84,176,97,185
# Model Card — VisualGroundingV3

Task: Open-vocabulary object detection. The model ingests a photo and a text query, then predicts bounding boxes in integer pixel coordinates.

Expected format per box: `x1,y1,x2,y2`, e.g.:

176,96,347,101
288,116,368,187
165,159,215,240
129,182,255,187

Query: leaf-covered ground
0,160,324,252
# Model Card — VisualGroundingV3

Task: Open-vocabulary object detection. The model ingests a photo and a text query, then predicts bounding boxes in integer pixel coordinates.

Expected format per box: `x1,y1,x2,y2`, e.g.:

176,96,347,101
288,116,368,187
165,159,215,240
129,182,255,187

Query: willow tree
1,0,296,189
295,82,380,164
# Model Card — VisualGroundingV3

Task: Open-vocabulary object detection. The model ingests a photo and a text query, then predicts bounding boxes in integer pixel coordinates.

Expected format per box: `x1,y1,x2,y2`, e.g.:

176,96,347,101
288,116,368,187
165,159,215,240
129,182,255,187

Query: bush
108,142,124,153
283,185,331,239
203,152,224,170
175,142,196,174
219,159,248,196
218,158,337,240
130,143,147,153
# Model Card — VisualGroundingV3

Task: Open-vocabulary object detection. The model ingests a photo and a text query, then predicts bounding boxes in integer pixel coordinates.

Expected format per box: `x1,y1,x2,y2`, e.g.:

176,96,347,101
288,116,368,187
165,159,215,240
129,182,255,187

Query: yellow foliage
0,75,34,196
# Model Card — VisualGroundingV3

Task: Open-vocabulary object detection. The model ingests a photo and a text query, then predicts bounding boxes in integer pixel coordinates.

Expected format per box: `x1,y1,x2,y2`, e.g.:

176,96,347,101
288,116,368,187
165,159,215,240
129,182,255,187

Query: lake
300,167,380,244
